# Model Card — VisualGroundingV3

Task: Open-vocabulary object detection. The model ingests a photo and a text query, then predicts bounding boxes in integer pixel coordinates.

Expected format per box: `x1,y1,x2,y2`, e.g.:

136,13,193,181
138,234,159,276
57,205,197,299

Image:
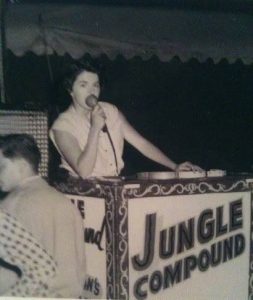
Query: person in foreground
50,61,202,179
0,209,57,297
0,134,86,298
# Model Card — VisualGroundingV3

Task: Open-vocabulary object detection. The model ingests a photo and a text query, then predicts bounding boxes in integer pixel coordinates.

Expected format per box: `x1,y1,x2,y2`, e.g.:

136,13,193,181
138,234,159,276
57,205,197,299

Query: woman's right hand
90,105,106,131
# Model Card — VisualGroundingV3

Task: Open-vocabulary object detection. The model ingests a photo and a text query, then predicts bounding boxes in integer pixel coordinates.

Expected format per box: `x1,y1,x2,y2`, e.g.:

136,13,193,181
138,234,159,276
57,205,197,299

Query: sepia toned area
0,1,253,299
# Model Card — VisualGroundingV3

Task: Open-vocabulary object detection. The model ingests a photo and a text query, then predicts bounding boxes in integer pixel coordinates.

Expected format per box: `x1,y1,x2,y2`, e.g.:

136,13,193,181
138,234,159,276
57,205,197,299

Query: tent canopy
5,3,253,63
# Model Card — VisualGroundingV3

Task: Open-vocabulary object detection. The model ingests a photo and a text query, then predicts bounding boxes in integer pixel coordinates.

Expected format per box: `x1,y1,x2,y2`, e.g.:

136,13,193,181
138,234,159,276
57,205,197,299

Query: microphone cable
104,125,119,176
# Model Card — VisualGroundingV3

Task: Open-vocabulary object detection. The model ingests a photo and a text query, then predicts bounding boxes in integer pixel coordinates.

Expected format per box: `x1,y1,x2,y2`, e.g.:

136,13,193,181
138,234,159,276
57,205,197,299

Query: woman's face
70,70,100,111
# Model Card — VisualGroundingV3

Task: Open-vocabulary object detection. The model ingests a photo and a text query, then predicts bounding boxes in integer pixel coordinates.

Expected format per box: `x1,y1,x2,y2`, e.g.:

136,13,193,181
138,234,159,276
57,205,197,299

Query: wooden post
0,0,6,104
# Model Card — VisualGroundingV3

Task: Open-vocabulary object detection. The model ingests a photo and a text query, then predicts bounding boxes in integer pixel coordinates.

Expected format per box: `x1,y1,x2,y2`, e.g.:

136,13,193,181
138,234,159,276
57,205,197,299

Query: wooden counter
54,176,253,299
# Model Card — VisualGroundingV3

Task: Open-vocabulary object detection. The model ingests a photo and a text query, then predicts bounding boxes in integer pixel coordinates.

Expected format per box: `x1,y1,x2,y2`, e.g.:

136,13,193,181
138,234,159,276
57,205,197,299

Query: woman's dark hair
0,134,41,173
63,60,104,92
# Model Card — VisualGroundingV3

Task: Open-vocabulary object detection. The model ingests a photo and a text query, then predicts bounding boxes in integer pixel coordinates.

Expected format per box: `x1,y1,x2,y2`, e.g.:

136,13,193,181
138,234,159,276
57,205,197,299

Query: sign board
128,192,251,300
65,194,106,299
56,179,252,300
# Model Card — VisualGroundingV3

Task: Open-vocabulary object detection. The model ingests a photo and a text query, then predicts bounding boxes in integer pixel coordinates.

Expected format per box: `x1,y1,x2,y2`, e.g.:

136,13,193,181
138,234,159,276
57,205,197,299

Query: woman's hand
90,105,106,131
176,161,204,172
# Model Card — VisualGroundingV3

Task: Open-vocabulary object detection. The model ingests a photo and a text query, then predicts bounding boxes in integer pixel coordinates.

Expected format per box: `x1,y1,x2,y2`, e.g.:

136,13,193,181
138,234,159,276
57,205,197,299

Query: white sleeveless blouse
49,102,125,177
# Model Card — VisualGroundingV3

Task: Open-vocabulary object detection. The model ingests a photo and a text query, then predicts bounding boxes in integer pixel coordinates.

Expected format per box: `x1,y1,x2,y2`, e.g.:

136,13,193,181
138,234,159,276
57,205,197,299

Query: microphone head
85,94,98,109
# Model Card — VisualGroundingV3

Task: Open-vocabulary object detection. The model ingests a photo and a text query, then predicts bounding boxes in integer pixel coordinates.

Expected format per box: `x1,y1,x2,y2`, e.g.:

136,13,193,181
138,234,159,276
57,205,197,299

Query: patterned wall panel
0,110,48,177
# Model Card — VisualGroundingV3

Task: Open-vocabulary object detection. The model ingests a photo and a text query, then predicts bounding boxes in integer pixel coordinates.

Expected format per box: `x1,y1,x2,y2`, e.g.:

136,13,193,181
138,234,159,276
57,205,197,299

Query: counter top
53,175,253,197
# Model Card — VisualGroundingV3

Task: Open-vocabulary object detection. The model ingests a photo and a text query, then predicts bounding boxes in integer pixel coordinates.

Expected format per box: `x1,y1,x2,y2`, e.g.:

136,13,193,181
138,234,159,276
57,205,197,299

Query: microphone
85,94,98,109
85,94,107,132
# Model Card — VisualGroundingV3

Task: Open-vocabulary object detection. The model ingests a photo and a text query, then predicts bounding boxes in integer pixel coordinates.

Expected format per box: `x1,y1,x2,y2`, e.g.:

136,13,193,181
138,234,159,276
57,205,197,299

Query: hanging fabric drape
5,3,253,64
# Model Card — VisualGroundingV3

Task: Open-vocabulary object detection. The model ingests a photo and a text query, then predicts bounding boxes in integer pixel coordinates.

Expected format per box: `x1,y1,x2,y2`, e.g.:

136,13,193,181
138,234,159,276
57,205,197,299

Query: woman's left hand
176,161,204,172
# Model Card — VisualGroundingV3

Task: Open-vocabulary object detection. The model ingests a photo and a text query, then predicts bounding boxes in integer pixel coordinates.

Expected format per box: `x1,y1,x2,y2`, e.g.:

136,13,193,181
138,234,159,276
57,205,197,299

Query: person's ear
69,89,73,98
17,158,31,175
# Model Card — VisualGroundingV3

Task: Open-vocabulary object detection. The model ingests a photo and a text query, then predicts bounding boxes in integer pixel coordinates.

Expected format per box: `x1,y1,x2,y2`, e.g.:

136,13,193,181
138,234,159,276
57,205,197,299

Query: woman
50,61,201,178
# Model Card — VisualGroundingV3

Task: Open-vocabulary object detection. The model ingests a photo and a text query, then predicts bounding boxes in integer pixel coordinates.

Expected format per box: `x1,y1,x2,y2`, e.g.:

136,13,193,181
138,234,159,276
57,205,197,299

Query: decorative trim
103,184,130,300
102,185,116,300
115,187,129,299
125,180,249,198
53,180,106,198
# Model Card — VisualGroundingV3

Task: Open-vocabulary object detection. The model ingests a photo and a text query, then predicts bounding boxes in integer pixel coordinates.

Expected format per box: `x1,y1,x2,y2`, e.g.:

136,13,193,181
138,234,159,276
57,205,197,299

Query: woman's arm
53,128,99,178
120,111,200,171
53,105,106,178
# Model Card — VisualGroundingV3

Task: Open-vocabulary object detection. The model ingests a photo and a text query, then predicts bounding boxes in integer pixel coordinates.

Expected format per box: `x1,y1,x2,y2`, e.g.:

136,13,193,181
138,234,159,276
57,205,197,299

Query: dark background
9,0,253,14
3,50,253,176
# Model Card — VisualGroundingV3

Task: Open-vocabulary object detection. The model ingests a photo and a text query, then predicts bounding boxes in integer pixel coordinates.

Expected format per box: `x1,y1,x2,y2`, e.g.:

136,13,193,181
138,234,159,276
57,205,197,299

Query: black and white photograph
0,0,253,299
